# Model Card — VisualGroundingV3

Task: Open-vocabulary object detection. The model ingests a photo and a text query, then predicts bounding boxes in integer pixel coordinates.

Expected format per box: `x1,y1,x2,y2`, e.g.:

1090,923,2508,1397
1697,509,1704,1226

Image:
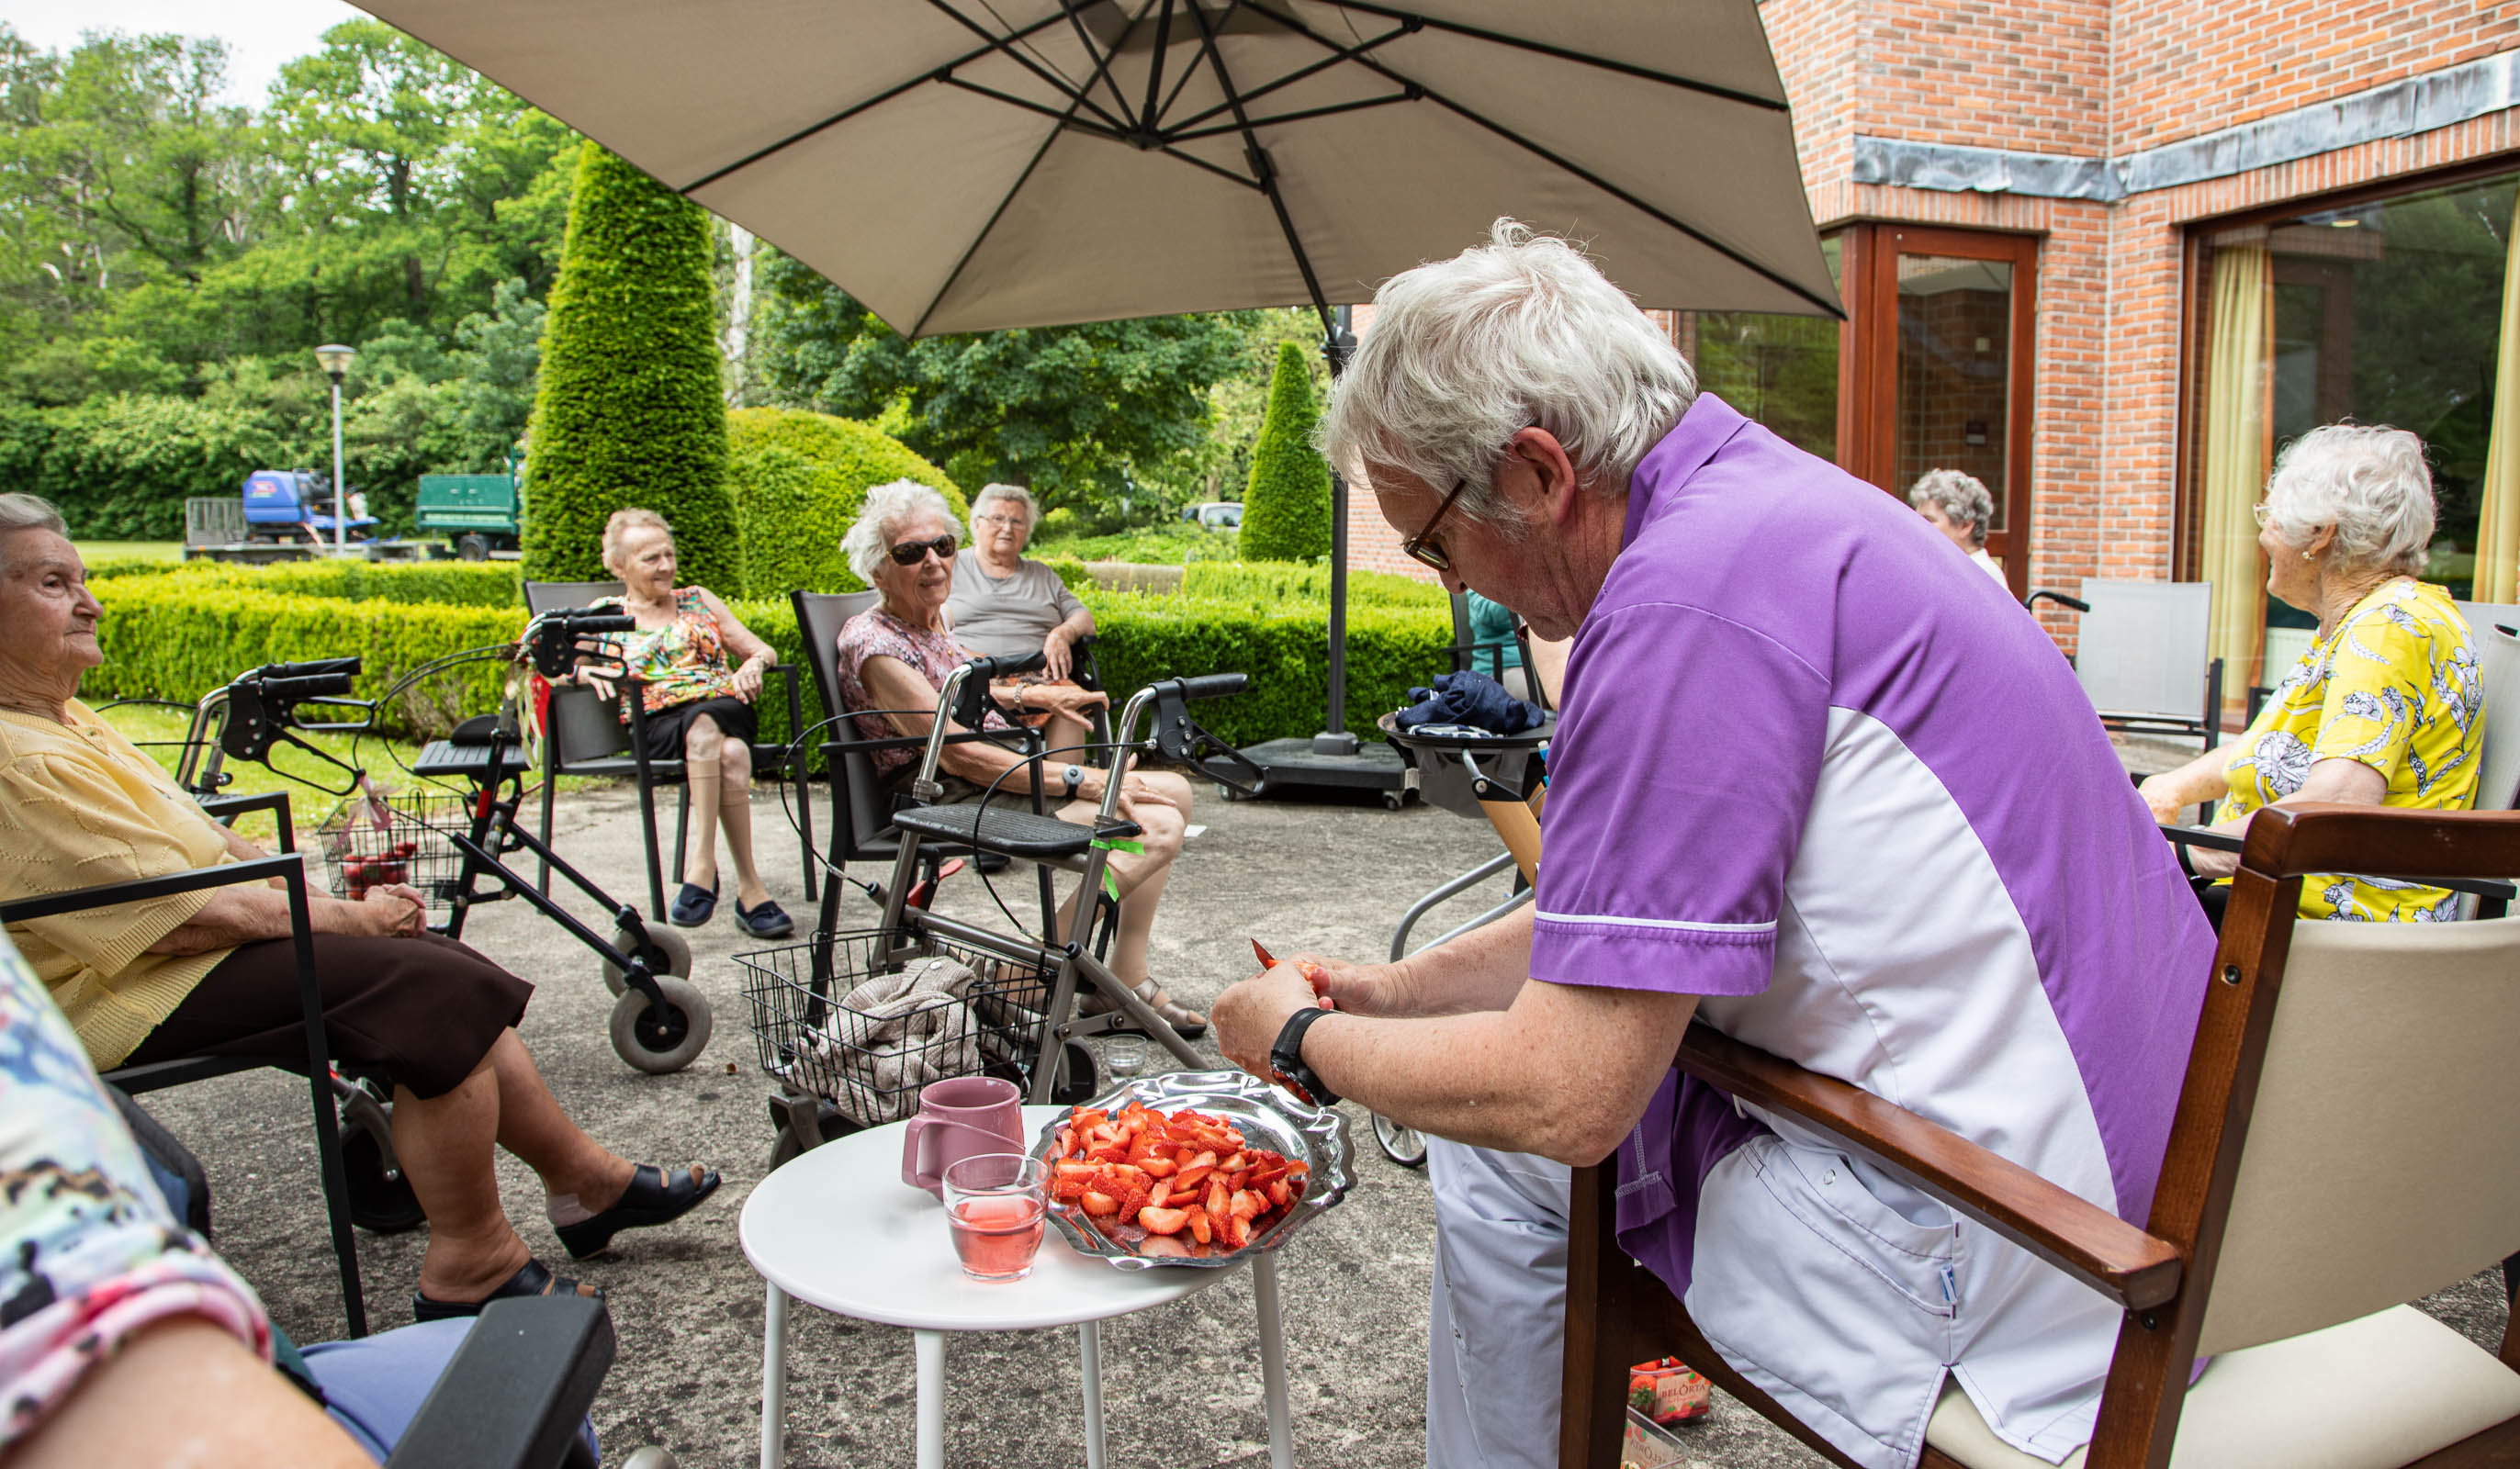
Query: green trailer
415,473,522,560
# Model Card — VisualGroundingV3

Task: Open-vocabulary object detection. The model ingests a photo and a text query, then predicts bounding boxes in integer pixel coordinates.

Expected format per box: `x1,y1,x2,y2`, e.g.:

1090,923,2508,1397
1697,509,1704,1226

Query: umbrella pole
1314,305,1359,757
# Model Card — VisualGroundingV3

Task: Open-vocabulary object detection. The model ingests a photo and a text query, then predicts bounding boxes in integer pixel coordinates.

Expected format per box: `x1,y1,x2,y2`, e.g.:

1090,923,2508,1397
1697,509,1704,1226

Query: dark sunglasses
1402,478,1471,573
887,534,958,566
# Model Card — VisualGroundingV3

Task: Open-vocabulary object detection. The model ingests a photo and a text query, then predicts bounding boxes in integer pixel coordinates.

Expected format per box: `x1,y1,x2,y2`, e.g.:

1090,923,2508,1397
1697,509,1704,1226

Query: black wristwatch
1268,1004,1342,1107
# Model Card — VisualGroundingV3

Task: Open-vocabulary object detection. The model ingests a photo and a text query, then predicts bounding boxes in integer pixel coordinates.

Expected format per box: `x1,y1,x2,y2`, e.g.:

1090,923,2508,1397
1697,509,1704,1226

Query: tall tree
521,145,737,589
1238,341,1333,562
754,246,1244,516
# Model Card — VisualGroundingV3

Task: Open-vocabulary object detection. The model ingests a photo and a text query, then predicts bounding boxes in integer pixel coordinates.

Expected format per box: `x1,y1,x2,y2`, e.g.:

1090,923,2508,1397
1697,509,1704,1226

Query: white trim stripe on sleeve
1533,910,1778,935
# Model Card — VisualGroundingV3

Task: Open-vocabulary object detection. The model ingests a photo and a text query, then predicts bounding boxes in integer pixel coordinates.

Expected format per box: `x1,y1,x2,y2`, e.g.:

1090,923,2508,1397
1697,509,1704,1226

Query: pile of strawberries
339,840,420,900
1049,1101,1310,1259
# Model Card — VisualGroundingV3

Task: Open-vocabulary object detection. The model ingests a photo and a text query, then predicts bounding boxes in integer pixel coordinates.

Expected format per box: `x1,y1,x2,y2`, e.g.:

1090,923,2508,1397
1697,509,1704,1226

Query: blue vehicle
242,469,377,543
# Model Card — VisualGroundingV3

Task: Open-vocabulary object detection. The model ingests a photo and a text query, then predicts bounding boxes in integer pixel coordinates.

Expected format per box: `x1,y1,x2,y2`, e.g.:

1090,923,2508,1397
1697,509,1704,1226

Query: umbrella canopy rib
1159,14,1419,136
925,0,1134,135
1186,0,1335,329
1170,90,1418,143
1140,0,1176,132
1262,7,1843,318
675,6,1080,194
907,99,1088,338
1292,0,1789,113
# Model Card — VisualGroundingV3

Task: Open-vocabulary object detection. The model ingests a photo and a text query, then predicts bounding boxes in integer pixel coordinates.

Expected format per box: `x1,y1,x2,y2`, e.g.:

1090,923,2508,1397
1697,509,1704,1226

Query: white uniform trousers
1423,1136,1574,1469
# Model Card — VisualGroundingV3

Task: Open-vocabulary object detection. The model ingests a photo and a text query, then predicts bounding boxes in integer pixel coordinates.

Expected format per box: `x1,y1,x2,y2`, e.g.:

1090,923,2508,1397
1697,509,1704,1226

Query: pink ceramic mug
902,1076,1026,1198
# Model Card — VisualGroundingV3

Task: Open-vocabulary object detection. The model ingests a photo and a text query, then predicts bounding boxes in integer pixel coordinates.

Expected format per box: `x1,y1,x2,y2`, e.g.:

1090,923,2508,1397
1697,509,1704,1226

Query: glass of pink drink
941,1152,1049,1282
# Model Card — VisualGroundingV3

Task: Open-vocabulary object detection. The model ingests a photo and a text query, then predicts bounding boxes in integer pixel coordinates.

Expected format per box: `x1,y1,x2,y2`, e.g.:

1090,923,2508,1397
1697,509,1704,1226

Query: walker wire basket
313,785,476,914
738,928,1063,1127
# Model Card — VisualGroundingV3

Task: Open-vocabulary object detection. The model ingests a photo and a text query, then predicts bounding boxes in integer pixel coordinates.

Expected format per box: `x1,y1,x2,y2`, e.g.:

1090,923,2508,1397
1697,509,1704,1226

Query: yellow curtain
2200,242,2272,693
2472,192,2520,603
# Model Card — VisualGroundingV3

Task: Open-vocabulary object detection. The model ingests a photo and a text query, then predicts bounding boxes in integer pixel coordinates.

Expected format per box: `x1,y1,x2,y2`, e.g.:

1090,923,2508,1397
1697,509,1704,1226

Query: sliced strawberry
1266,1179,1292,1208
1228,1190,1263,1221
1138,1156,1176,1178
1080,1190,1119,1217
1223,1213,1252,1249
1138,1205,1189,1236
1205,1177,1228,1218
1185,1205,1213,1245
1148,1179,1173,1208
1139,1232,1190,1258
1174,1150,1218,1190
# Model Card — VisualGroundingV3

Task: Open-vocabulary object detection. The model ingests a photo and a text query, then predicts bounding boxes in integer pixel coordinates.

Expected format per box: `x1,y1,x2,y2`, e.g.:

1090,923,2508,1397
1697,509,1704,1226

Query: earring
2302,549,2315,561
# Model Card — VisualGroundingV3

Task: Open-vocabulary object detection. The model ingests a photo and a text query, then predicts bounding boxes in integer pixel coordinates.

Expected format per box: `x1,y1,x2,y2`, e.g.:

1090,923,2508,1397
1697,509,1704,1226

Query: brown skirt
122,930,532,1099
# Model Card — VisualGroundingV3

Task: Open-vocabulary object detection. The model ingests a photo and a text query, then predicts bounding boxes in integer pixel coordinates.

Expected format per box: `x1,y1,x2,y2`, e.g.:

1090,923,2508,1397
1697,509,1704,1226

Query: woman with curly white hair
832,480,1206,1037
1907,468,2008,585
2138,422,2481,921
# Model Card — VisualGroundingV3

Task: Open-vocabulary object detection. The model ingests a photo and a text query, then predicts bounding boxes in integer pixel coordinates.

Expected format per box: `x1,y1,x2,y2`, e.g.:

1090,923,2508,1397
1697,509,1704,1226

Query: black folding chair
0,790,369,1338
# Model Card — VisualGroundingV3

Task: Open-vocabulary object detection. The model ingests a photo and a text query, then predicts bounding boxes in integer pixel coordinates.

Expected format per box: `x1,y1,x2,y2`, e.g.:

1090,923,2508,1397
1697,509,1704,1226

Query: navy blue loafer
554,1163,722,1260
735,895,793,938
669,880,718,927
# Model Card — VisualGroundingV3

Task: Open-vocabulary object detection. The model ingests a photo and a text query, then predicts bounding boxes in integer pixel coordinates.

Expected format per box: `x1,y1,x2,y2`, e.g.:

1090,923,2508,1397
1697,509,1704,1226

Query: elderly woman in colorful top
833,479,1208,1038
0,493,719,1323
579,507,793,937
2137,424,2481,922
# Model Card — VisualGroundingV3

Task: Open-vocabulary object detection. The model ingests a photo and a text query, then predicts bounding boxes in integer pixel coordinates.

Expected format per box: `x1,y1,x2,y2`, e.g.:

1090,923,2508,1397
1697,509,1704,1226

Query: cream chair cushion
1924,1306,2520,1469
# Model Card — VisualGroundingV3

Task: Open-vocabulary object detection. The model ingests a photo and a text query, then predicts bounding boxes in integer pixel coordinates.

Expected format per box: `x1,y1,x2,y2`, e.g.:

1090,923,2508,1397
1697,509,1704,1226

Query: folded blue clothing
1396,670,1545,734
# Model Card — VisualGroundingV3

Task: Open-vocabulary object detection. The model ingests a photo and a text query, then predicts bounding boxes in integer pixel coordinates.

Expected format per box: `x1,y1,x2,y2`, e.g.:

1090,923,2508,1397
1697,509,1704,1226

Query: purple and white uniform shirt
1533,394,2214,1468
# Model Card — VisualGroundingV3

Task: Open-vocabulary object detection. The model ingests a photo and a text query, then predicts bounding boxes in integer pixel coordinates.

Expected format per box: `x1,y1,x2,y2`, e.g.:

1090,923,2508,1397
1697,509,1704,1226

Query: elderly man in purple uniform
1210,222,2215,1469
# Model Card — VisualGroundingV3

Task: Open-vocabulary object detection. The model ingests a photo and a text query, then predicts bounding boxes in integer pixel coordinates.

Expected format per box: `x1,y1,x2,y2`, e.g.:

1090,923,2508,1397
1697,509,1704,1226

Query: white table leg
1254,1253,1293,1469
1077,1319,1107,1469
915,1328,946,1469
759,1281,788,1469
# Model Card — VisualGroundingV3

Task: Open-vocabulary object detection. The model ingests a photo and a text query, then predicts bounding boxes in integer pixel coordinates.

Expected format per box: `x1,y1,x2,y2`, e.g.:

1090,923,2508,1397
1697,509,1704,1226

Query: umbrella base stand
1209,738,1416,811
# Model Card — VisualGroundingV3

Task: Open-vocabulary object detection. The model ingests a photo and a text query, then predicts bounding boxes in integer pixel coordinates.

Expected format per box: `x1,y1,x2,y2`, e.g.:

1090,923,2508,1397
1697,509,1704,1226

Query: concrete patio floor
139,770,2510,1468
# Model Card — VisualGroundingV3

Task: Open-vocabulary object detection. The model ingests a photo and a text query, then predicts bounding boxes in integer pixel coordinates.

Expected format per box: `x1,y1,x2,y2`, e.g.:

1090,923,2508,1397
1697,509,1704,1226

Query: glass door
1842,227,2039,593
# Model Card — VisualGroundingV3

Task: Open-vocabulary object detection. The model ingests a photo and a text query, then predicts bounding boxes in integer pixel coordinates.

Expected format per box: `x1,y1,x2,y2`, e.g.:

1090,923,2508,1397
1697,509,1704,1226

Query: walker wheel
1381,791,1406,811
1373,1112,1429,1169
611,976,713,1073
341,1118,427,1231
602,921,692,998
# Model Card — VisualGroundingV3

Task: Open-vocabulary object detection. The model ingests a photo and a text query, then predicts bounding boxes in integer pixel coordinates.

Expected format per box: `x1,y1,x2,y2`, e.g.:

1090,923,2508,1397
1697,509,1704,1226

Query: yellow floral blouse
2216,578,2482,921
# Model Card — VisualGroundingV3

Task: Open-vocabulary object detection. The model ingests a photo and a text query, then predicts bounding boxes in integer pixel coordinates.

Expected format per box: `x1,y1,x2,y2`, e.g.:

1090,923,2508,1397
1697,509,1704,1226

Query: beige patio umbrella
360,0,1838,777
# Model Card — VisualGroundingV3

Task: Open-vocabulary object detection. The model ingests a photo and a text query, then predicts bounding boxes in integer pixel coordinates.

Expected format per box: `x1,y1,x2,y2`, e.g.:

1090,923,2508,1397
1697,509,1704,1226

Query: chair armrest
383,1295,614,1469
1674,1024,2185,1311
0,853,307,925
2159,822,2516,900
198,790,296,853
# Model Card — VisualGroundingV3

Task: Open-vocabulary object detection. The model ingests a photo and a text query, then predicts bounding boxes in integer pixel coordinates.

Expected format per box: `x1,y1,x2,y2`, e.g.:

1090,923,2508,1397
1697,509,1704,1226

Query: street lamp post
313,343,355,555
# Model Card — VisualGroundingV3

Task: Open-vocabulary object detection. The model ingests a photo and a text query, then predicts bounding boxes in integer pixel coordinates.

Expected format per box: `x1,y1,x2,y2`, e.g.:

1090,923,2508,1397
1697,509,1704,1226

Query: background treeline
0,19,1332,545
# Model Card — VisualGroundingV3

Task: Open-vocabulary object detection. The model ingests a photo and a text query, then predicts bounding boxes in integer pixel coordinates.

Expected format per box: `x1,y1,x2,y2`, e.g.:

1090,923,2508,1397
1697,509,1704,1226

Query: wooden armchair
1561,802,2520,1469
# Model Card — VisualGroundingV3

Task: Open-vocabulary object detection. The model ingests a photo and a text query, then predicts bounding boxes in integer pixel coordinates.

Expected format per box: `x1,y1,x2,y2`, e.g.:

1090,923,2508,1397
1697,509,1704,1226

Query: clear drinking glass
1103,1035,1148,1082
941,1152,1048,1282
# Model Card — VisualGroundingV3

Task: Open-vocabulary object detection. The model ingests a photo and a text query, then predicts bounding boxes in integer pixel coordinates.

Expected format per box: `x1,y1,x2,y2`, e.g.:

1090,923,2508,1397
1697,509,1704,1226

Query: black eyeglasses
1402,479,1471,573
887,534,958,566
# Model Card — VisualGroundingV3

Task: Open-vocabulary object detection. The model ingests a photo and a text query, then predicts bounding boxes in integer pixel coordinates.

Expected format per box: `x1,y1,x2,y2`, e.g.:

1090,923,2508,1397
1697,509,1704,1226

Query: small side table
740,1105,1296,1469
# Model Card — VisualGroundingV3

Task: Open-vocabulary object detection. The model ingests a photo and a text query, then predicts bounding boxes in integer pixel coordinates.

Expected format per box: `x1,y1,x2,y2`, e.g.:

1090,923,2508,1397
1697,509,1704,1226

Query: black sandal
554,1162,721,1260
411,1258,601,1323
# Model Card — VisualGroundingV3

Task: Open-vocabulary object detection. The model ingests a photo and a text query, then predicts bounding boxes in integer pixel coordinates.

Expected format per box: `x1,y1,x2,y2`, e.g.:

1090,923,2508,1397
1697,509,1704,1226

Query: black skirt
639,694,757,762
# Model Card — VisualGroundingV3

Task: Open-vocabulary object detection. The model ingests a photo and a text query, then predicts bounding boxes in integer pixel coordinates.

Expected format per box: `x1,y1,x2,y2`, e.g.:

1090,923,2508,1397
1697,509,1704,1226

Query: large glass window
1670,234,1844,462
2191,167,2517,680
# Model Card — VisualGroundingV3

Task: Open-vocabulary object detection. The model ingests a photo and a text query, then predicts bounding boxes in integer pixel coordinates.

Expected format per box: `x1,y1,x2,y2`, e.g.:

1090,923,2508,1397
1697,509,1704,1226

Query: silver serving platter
1027,1069,1354,1270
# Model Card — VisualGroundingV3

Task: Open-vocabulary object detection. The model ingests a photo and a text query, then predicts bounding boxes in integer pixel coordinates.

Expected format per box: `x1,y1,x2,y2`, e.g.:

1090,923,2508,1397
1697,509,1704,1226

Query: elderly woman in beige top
0,493,717,1319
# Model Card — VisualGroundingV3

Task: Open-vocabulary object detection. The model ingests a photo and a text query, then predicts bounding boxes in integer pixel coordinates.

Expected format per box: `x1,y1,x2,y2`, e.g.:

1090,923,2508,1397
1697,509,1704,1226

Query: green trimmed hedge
724,409,966,599
521,146,740,591
108,559,525,607
1178,561,1448,610
82,570,1454,749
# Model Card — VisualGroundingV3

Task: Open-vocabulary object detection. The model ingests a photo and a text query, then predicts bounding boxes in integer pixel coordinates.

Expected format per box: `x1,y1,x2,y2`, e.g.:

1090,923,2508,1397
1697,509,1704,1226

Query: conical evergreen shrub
1237,341,1332,563
521,145,740,590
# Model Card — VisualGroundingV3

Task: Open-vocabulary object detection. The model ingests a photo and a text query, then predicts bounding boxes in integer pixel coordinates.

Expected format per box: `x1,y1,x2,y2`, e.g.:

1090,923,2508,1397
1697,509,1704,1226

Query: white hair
2261,424,2436,577
843,478,958,583
1907,469,1994,547
1317,219,1698,529
600,506,671,577
0,492,66,538
971,483,1040,534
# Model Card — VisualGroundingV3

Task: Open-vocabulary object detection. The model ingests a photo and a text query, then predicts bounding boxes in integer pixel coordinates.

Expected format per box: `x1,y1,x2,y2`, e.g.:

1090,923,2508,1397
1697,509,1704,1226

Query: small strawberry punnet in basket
316,778,470,911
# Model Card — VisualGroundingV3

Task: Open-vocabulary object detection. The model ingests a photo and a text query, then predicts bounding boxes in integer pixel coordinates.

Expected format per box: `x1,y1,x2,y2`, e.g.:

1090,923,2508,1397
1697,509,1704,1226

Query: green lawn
93,701,429,842
74,540,186,562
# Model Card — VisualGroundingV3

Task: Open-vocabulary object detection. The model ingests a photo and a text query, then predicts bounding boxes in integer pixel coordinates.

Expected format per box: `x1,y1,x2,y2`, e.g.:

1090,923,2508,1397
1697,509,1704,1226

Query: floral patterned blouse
0,930,269,1449
834,607,1014,779
588,588,744,714
2216,578,2482,921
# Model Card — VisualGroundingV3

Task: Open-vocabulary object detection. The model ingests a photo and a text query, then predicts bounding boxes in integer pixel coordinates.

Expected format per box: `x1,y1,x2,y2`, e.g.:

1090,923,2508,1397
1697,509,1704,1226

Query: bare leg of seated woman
678,712,773,911
1055,768,1204,1033
398,1031,636,1305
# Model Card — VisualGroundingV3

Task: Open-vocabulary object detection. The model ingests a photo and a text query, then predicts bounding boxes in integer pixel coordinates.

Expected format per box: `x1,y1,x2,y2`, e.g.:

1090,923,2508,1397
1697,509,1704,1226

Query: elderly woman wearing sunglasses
832,480,1207,1037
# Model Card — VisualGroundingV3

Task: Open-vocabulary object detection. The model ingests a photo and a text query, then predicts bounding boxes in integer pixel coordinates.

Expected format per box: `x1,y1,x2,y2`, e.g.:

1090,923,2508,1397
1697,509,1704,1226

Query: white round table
740,1105,1296,1469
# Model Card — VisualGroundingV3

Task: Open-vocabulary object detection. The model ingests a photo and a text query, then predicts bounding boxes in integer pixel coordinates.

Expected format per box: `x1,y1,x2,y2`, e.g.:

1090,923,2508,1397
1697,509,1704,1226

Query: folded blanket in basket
1396,669,1544,734
807,955,981,1124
